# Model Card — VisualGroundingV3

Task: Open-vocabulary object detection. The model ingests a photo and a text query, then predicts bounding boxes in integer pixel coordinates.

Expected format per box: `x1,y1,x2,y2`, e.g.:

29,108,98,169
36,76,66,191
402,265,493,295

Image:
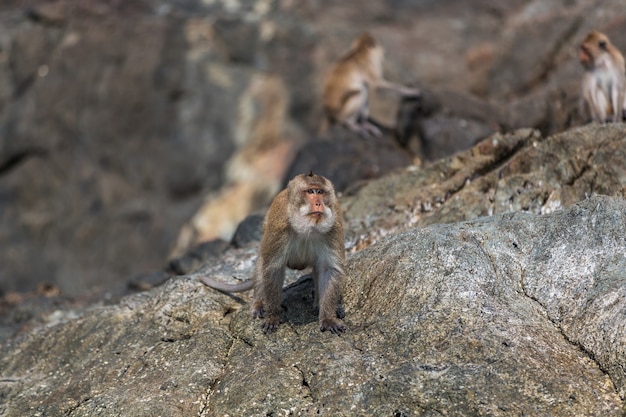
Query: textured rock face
1,196,624,415
343,124,626,251
0,1,313,294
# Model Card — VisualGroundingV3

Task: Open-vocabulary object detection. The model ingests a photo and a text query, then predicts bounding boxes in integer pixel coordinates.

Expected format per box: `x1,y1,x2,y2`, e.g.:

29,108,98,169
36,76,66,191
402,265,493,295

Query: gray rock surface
343,124,626,250
1,195,624,415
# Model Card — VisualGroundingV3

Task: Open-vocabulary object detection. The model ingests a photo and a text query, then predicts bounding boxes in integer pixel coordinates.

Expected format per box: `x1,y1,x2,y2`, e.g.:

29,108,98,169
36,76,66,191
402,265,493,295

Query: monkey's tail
199,276,254,293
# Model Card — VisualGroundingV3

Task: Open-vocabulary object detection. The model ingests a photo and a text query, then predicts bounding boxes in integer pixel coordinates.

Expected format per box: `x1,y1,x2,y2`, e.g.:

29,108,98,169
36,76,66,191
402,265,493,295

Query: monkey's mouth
308,211,325,221
579,46,591,62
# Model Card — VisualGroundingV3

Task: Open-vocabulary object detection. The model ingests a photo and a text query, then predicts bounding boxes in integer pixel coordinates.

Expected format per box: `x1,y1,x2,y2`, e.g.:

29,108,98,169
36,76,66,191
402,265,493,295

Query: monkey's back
324,60,365,99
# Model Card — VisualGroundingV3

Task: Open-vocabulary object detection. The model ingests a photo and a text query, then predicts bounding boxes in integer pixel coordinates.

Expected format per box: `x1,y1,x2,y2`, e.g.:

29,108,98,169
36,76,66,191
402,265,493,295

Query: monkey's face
302,187,329,224
287,173,337,234
579,31,611,69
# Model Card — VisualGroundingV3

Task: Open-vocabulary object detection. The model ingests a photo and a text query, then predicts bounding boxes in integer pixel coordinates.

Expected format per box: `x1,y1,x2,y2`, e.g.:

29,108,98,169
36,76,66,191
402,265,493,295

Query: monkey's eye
599,40,607,50
306,189,316,194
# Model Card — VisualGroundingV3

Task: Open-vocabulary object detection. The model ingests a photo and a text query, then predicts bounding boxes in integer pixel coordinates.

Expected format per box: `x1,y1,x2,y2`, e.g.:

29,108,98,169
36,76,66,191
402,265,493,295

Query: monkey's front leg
260,265,285,333
375,80,421,97
250,258,266,319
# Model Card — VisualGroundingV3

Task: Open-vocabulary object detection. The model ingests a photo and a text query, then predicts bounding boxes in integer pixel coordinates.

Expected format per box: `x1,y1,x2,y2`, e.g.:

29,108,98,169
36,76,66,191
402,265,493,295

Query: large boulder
0,195,624,415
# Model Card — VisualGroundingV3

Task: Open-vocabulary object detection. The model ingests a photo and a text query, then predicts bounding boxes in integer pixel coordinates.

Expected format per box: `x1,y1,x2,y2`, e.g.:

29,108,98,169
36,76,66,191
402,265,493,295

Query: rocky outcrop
0,0,313,294
343,124,626,251
1,123,626,414
1,194,624,415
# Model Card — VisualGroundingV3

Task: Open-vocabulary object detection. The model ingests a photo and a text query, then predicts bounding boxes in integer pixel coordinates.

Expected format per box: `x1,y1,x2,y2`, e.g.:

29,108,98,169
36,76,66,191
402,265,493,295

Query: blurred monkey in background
322,32,420,137
579,30,626,123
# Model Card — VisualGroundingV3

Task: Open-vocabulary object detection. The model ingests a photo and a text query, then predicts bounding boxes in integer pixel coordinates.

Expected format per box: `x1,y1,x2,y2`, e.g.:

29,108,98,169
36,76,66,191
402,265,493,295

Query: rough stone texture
1,122,626,415
1,195,624,416
343,124,626,251
395,91,503,160
230,213,264,249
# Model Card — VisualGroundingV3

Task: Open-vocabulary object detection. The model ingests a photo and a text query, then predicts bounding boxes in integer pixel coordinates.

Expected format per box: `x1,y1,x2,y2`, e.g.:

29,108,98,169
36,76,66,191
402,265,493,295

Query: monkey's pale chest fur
594,61,617,90
284,229,331,270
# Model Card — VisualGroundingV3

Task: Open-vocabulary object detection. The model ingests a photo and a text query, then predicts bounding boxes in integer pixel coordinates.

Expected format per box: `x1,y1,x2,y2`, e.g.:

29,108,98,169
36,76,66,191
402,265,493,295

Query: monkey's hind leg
341,89,382,138
250,259,266,319
260,265,285,333
344,118,382,138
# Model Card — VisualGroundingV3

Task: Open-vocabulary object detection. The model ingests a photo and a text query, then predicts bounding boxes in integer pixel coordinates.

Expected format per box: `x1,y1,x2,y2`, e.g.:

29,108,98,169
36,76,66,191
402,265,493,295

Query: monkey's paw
262,316,281,333
320,319,346,335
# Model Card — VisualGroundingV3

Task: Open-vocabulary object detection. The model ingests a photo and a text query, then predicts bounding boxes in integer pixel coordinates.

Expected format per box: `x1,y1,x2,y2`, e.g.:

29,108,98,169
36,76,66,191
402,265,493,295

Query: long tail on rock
199,276,254,293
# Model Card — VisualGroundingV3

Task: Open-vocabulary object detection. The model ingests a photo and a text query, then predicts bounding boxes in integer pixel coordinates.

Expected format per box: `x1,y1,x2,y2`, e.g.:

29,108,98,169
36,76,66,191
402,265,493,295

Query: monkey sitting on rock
322,32,421,137
200,172,346,335
579,30,626,123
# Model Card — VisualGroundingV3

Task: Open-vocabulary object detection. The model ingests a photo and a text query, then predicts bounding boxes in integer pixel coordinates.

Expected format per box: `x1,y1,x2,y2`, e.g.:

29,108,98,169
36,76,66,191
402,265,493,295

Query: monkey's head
351,32,383,59
579,30,612,69
287,173,338,233
354,32,377,50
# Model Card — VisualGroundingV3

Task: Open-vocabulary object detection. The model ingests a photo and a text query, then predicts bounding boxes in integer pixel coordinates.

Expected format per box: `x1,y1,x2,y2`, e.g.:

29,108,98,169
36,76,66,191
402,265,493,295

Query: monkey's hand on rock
320,319,346,335
262,316,282,333
316,305,346,319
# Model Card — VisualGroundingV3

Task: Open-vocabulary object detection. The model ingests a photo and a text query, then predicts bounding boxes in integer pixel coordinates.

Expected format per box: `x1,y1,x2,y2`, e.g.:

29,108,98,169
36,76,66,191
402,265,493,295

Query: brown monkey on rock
323,32,420,137
579,30,626,123
200,172,346,335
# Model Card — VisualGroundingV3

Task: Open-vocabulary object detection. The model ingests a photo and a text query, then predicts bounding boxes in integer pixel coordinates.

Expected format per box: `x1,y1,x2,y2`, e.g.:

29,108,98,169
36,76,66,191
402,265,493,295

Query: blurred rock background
1,0,625,298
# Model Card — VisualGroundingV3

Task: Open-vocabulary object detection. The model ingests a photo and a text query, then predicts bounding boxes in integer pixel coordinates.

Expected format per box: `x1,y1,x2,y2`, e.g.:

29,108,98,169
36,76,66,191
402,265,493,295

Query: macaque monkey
579,30,626,123
322,32,421,137
200,172,346,335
